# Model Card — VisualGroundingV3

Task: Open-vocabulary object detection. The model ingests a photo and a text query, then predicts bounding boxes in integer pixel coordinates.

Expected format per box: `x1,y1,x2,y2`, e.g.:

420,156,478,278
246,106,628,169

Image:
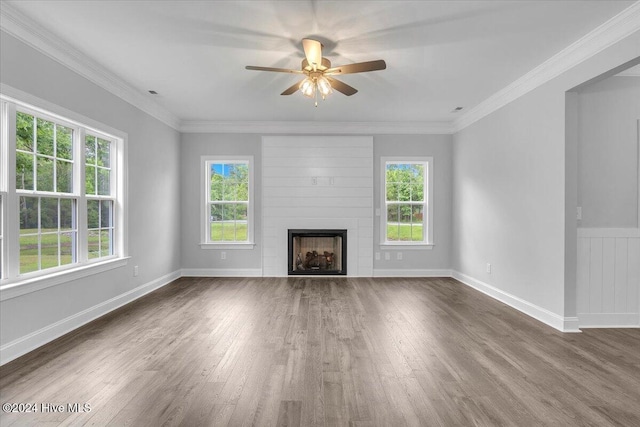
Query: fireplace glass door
288,229,347,275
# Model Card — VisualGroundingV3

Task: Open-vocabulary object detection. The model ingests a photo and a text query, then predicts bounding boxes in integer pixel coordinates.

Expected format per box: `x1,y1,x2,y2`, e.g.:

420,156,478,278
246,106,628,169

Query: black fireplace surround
288,229,347,275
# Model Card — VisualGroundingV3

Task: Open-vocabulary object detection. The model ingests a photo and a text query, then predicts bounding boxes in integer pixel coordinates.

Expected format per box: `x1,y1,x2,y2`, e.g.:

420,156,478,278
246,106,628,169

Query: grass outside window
19,228,79,274
386,223,424,241
210,222,248,242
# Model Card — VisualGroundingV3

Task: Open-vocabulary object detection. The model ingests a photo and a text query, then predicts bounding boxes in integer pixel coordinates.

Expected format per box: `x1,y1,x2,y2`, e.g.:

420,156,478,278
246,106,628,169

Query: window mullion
53,124,57,192
37,197,42,271
109,138,116,255
4,103,20,279
31,115,37,193
57,197,61,267
76,127,88,263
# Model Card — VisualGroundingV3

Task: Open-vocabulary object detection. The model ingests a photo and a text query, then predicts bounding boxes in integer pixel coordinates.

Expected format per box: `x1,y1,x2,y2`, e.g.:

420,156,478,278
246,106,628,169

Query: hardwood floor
1,277,639,426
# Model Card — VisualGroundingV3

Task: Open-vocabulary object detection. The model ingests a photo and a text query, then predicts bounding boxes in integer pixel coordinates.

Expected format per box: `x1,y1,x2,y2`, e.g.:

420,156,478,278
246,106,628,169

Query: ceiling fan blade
326,77,358,96
302,38,323,69
325,60,386,75
245,65,303,74
281,80,304,95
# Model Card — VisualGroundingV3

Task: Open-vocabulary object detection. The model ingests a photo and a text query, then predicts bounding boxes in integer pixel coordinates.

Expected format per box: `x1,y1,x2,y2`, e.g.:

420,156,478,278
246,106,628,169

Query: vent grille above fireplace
288,229,347,275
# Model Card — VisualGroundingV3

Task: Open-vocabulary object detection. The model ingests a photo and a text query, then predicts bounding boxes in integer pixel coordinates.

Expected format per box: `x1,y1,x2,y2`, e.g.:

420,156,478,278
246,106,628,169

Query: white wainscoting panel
577,228,640,327
262,136,374,277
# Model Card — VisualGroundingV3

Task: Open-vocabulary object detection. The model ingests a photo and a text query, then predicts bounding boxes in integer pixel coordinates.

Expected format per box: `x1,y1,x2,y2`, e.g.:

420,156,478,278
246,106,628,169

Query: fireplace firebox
288,229,347,275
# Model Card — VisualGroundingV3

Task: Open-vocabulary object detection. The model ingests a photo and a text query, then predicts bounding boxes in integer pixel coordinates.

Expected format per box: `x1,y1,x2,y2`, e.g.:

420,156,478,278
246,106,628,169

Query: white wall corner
562,317,581,333
0,269,181,366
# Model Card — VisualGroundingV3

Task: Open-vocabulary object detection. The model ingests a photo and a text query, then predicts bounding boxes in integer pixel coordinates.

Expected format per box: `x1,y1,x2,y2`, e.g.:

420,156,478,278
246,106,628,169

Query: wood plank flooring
1,277,639,426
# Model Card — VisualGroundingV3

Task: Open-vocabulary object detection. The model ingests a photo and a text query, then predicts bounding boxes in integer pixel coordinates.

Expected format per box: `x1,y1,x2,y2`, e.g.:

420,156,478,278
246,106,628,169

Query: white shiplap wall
262,136,374,276
577,228,640,327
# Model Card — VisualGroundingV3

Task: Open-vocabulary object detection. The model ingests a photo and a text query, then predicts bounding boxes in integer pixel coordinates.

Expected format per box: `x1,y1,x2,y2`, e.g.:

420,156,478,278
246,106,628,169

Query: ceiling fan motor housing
302,58,331,72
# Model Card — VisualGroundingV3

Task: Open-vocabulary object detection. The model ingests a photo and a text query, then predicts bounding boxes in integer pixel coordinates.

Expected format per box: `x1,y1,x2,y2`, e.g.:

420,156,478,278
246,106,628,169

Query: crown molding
0,2,181,131
179,120,455,134
453,1,640,133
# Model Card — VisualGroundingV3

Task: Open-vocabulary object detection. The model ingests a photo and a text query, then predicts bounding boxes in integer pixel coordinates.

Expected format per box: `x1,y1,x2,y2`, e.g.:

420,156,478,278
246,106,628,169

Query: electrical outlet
576,206,582,220
221,252,226,260
133,265,139,277
384,252,390,261
397,252,403,260
375,252,380,260
486,263,491,274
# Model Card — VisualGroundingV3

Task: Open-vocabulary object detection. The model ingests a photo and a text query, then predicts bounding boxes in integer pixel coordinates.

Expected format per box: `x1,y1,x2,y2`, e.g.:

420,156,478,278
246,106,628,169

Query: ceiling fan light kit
246,38,386,107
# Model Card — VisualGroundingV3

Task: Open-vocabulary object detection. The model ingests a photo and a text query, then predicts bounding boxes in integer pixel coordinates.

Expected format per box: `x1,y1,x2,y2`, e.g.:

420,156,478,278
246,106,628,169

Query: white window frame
0,99,6,280
200,156,255,249
84,132,117,260
0,87,128,300
380,156,434,248
0,193,4,280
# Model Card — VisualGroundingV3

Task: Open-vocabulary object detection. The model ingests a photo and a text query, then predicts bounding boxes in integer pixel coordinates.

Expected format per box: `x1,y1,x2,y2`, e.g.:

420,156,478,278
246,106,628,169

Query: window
16,111,77,274
1,93,125,285
381,157,433,246
202,157,254,247
85,134,114,259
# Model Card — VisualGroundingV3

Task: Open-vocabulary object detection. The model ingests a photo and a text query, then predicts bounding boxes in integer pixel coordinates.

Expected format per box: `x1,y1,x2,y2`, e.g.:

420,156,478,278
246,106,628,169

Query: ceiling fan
245,38,386,106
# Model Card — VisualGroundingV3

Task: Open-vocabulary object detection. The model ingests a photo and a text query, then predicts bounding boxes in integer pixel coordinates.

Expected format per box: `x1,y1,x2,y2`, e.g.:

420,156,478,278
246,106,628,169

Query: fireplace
288,229,347,275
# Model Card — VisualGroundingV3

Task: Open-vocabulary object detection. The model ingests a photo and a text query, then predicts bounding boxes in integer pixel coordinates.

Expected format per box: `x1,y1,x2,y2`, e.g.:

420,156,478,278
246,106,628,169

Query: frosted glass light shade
299,78,315,97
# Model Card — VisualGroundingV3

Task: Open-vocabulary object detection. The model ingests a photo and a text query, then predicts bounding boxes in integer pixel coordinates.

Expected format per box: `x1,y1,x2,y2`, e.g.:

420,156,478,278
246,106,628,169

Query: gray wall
577,76,640,228
452,30,640,322
1,32,181,346
373,135,452,272
180,133,263,272
453,84,568,315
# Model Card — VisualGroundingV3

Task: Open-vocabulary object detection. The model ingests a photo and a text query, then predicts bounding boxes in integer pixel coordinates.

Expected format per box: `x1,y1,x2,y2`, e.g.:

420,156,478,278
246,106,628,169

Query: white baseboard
451,271,581,333
578,313,640,328
181,268,263,277
0,270,181,366
373,269,452,278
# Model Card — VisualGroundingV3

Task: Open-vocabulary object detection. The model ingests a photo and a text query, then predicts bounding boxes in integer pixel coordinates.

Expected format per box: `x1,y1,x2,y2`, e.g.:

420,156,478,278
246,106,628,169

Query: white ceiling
2,0,637,126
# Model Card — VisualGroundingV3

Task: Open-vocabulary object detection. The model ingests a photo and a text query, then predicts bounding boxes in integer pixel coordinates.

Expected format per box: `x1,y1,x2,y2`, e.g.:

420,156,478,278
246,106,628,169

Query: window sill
379,243,434,250
200,242,256,250
0,257,130,302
